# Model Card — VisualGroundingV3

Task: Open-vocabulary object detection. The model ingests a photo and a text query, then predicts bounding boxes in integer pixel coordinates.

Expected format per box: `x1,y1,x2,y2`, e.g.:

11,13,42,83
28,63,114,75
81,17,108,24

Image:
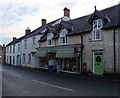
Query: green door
93,51,103,74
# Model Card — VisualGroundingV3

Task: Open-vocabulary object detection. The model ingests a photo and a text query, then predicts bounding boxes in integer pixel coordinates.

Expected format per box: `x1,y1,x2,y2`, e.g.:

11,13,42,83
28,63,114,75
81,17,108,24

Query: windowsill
60,70,80,74
89,39,103,42
47,45,54,47
59,43,68,45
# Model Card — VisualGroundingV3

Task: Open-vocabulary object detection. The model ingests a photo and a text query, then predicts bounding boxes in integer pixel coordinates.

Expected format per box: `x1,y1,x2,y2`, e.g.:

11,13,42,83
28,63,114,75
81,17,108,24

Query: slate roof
6,4,120,46
67,4,120,36
6,18,60,46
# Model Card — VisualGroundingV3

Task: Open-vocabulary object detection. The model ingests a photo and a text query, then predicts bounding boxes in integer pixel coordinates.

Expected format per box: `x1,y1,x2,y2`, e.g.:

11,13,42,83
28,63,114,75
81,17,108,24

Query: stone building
5,4,120,74
36,4,120,74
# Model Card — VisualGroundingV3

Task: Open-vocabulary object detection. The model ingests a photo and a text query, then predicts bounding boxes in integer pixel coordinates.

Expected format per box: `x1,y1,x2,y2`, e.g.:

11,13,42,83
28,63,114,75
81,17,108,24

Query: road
1,64,120,96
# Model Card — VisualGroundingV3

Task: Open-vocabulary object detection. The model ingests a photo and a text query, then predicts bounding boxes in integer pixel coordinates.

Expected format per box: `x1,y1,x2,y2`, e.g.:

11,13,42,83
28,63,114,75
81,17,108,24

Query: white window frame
32,37,36,47
59,29,68,45
24,39,27,49
28,54,31,64
23,54,25,64
93,19,103,30
92,29,102,40
13,45,15,53
13,56,15,65
7,47,9,53
18,44,20,52
92,19,103,41
10,46,12,53
47,32,53,46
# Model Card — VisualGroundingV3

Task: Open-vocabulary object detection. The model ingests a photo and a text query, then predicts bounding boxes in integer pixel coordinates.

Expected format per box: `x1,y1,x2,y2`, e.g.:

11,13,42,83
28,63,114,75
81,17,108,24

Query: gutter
80,35,84,74
113,28,116,74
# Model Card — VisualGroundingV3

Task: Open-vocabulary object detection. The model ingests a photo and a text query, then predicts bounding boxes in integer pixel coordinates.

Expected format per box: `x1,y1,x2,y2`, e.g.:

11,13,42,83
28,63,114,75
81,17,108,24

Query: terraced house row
6,4,120,74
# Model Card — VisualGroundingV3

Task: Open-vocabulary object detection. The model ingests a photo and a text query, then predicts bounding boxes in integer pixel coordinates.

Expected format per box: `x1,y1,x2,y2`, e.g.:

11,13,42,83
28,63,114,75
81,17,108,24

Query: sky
0,0,120,45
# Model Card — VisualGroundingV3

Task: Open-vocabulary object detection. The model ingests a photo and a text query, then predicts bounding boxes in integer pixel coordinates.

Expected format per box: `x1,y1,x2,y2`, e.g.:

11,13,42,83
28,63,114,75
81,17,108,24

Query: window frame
13,45,15,53
93,19,103,30
24,39,27,49
10,46,12,53
28,54,31,64
47,32,53,46
18,44,20,52
92,29,102,41
23,54,25,64
32,37,36,47
92,19,103,41
13,56,15,65
59,29,68,45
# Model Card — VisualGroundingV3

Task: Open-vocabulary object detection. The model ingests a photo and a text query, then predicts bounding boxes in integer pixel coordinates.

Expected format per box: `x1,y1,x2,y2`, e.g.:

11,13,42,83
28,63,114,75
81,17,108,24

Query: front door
17,55,21,66
93,51,103,74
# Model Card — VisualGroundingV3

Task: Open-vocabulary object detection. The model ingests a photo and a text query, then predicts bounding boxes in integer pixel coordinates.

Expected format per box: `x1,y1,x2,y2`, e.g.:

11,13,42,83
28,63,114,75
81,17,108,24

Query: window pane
96,30,100,39
93,20,97,29
98,19,102,28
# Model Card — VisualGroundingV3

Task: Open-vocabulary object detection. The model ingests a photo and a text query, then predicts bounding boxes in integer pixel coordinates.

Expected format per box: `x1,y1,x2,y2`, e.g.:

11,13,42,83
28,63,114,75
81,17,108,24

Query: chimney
13,37,17,41
63,7,70,17
25,27,31,35
41,19,46,26
3,44,5,48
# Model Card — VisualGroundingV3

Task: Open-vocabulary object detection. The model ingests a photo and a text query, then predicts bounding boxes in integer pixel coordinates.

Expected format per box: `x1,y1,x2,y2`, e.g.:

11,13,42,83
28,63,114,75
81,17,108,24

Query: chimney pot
13,37,17,41
25,27,31,35
41,19,47,26
3,44,5,47
63,7,70,17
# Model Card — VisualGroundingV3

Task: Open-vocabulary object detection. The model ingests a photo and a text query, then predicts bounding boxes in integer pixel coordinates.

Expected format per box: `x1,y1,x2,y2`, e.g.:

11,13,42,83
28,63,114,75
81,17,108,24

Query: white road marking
8,72,21,77
32,79,75,92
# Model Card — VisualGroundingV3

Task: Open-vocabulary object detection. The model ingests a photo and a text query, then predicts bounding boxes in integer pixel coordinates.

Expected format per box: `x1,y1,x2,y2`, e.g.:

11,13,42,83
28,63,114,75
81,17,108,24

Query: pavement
3,64,120,83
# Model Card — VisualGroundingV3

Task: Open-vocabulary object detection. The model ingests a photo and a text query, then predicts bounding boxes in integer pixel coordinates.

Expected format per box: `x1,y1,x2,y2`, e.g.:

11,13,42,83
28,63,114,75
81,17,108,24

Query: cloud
59,1,77,8
0,0,119,45
0,2,39,28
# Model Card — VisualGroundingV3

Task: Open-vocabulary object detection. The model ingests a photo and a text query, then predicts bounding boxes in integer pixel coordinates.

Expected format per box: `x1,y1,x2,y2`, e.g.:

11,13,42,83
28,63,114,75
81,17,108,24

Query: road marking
32,79,75,92
8,72,21,77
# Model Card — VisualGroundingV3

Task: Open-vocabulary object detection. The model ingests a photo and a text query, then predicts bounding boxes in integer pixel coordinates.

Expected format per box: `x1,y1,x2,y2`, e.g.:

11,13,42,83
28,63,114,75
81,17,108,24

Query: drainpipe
80,35,84,74
113,28,116,74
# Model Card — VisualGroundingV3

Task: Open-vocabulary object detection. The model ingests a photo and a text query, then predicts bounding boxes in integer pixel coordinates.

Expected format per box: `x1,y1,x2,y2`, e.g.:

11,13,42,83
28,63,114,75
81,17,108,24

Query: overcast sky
0,0,119,45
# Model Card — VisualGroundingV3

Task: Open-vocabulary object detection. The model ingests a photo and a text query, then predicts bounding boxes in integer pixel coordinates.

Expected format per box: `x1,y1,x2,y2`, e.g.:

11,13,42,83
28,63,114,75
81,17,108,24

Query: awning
36,45,81,58
35,50,47,57
56,47,81,58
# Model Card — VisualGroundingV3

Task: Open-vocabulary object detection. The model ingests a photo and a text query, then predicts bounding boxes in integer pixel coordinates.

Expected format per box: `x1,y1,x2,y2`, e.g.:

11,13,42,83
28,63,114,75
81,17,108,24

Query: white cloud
0,0,119,45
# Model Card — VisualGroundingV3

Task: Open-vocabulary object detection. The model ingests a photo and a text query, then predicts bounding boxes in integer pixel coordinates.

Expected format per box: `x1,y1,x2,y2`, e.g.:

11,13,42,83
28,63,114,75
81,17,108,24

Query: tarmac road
1,64,120,96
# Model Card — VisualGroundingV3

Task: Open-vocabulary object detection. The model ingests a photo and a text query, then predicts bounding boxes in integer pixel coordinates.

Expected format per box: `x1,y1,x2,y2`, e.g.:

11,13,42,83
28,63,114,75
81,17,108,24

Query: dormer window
92,19,103,40
93,19,103,30
47,32,53,46
59,29,68,45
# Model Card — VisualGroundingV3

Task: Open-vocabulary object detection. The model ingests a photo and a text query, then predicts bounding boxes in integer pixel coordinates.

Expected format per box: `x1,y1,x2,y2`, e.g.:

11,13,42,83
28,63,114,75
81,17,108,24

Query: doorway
93,51,103,74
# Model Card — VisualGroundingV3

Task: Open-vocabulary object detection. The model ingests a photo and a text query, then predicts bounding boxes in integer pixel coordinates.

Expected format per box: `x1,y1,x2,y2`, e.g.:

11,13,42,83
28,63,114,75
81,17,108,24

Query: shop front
36,45,82,74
